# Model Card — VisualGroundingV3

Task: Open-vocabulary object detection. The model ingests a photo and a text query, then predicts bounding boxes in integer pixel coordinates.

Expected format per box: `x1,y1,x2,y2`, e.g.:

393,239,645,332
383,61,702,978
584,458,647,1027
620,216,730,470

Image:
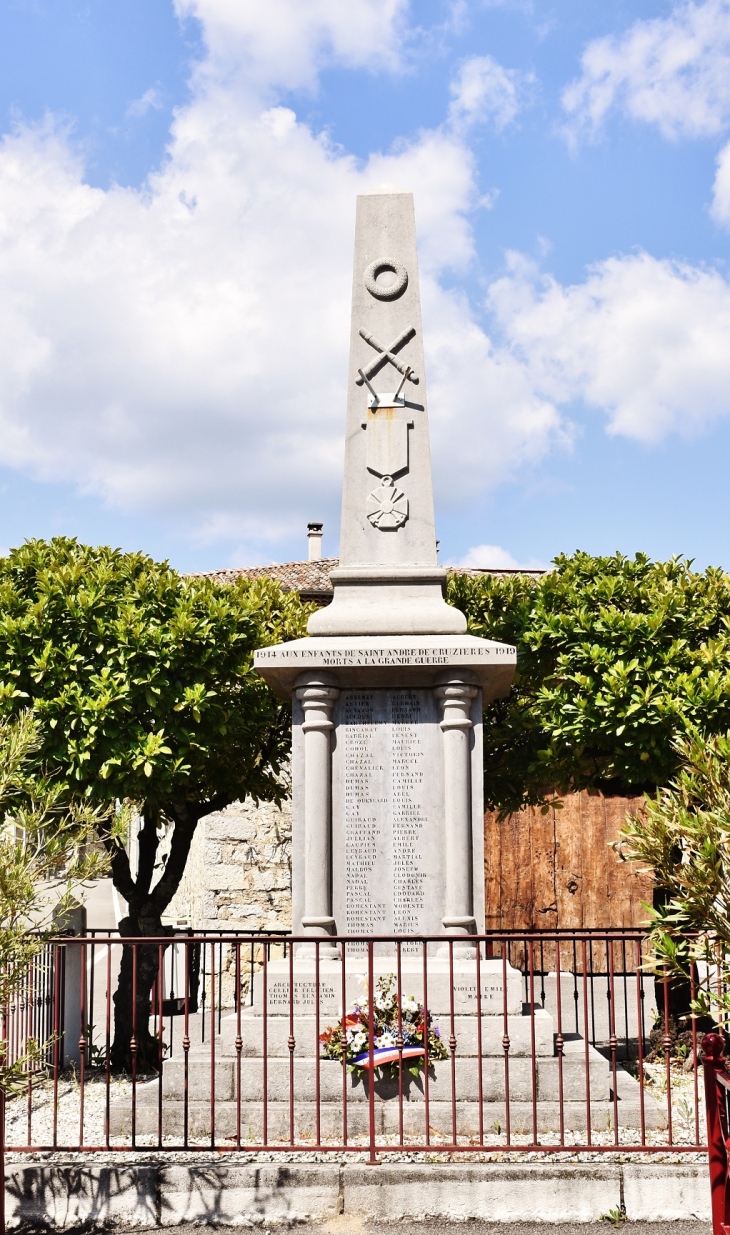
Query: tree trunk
110,908,173,1072
108,801,209,1072
652,878,694,1029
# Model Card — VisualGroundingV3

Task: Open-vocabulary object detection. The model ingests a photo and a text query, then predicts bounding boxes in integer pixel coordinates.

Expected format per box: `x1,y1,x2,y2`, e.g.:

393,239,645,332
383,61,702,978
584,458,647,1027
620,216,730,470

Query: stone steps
109,1096,665,1139
156,1053,610,1103
114,1003,665,1141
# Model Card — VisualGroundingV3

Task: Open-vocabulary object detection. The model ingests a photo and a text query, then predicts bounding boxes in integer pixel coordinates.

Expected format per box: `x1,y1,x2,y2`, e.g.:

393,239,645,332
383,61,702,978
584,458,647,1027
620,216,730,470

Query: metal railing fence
0,929,713,1160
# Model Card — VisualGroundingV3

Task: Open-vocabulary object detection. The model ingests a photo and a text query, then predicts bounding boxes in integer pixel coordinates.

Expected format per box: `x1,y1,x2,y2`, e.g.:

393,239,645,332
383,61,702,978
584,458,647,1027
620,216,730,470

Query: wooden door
484,790,653,932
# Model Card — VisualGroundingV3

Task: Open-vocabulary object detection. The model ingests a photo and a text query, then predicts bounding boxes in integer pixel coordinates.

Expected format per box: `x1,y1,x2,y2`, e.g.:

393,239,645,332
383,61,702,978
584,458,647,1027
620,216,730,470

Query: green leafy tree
0,709,110,1094
448,552,730,816
619,731,730,1027
0,538,311,1067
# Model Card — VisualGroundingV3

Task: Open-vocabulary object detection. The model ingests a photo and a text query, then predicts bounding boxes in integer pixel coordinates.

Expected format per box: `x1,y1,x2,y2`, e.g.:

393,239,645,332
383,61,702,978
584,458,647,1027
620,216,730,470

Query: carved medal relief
359,257,417,531
366,475,408,530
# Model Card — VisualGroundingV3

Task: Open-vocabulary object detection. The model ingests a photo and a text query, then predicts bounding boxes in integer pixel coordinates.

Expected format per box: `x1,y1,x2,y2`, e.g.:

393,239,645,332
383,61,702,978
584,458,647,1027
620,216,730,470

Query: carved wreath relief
360,257,415,532
363,258,408,301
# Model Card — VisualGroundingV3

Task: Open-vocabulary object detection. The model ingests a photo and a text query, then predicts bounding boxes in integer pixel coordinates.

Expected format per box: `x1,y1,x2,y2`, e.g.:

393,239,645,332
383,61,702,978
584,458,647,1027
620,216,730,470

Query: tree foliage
0,538,312,1066
448,551,730,815
0,538,309,816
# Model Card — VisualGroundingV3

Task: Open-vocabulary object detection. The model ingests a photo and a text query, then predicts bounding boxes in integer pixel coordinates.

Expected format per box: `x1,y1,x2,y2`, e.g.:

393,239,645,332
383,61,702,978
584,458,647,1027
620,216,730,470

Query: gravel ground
2,1061,708,1165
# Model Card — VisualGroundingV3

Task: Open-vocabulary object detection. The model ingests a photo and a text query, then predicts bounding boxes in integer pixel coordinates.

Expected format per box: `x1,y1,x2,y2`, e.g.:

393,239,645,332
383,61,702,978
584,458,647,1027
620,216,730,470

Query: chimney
307,522,324,561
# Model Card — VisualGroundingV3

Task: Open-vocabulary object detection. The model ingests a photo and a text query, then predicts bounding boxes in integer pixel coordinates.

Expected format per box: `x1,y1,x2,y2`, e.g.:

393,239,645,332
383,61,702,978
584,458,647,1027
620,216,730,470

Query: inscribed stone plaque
331,688,445,949
290,684,486,943
265,976,339,1014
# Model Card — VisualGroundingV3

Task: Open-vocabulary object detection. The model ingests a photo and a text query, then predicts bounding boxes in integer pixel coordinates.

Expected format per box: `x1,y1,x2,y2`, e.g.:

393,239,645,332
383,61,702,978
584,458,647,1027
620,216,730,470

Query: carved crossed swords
355,325,420,391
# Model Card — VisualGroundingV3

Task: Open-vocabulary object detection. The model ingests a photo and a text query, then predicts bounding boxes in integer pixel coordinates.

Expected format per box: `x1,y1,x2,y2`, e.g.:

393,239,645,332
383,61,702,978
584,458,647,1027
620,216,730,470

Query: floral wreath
319,974,448,1077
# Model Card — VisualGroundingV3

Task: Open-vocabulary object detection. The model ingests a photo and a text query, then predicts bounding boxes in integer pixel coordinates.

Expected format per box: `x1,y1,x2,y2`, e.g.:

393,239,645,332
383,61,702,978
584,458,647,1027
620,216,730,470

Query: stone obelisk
308,188,465,637
255,188,516,958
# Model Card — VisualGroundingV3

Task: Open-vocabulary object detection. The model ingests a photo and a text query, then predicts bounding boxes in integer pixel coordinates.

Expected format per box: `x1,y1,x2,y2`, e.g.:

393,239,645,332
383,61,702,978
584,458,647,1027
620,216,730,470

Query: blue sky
1,0,729,573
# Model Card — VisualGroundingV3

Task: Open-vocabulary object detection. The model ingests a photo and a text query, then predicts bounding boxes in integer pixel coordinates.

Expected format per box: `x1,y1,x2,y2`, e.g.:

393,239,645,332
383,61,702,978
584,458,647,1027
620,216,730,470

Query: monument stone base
110,986,666,1140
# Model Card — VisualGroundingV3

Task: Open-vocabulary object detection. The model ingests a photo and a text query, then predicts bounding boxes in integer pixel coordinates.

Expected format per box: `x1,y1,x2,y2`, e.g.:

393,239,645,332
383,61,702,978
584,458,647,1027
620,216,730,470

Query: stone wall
161,795,292,1007
163,795,292,932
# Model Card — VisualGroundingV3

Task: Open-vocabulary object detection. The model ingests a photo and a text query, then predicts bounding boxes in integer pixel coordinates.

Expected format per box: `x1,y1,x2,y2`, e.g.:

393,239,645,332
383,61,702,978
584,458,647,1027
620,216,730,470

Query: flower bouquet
319,975,448,1077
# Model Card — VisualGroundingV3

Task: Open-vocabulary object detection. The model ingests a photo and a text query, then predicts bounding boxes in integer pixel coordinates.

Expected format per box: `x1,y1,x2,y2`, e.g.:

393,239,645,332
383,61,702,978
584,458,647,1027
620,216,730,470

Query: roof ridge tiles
187,559,544,597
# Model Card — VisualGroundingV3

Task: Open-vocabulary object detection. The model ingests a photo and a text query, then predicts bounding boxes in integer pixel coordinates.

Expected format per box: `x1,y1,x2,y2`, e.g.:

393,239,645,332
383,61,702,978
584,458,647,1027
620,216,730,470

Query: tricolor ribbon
351,1045,425,1069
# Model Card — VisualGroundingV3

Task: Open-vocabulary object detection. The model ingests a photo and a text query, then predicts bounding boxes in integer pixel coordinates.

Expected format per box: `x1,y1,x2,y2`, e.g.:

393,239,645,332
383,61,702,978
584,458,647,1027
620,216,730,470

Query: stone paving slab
136,1225,711,1235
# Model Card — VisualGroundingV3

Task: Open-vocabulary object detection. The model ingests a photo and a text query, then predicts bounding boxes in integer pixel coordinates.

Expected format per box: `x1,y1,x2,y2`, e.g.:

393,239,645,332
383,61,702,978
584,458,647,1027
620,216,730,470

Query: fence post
703,1033,730,1235
53,900,87,1068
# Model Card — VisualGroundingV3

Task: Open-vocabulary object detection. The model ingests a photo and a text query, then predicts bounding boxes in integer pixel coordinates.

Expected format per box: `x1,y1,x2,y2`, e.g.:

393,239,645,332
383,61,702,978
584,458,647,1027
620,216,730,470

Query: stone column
434,670,478,942
294,671,340,953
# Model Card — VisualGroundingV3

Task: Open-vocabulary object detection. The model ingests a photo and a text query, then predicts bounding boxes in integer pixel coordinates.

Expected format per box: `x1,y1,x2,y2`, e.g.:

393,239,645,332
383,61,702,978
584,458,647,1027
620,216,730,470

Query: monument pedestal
109,986,666,1140
255,636,515,945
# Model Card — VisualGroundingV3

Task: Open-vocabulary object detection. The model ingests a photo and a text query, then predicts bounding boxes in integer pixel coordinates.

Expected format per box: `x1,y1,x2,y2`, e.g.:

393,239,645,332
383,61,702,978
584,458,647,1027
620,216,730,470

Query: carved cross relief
355,326,419,388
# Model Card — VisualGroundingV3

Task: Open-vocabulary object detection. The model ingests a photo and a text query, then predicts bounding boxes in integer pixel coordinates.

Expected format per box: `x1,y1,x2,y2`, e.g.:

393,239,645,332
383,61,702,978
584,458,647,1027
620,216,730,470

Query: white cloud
0,4,569,552
4,0,729,558
174,0,409,92
487,250,730,442
452,543,547,570
423,280,571,500
126,87,164,119
712,138,730,223
563,0,730,142
448,54,534,131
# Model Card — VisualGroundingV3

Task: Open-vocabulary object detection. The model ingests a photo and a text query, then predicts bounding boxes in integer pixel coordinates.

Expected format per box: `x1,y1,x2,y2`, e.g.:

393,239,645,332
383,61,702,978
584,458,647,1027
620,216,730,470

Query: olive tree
0,709,109,1092
620,731,730,1026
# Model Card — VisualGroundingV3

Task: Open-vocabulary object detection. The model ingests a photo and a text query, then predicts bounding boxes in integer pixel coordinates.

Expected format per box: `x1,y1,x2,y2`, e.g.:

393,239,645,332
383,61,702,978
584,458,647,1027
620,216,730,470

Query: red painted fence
0,929,711,1161
703,1034,730,1235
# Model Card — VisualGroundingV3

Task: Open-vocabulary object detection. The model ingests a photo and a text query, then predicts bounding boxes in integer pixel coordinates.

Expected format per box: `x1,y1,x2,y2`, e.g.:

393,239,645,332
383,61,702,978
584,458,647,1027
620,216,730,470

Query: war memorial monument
246,189,652,1136
255,187,516,969
113,189,655,1139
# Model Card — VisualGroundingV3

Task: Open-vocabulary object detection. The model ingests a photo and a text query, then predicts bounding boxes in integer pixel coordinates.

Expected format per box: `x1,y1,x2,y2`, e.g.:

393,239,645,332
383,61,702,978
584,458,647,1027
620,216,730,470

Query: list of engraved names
391,693,427,934
338,690,438,935
343,693,386,933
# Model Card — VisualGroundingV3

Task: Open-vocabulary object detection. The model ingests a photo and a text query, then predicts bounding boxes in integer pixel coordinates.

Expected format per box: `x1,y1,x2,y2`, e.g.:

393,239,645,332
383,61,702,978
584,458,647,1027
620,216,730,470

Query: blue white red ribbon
351,1045,425,1069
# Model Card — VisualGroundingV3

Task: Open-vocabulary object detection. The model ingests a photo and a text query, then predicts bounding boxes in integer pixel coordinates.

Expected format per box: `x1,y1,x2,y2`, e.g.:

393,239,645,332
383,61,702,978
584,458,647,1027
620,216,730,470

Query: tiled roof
195,559,340,598
193,559,544,599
